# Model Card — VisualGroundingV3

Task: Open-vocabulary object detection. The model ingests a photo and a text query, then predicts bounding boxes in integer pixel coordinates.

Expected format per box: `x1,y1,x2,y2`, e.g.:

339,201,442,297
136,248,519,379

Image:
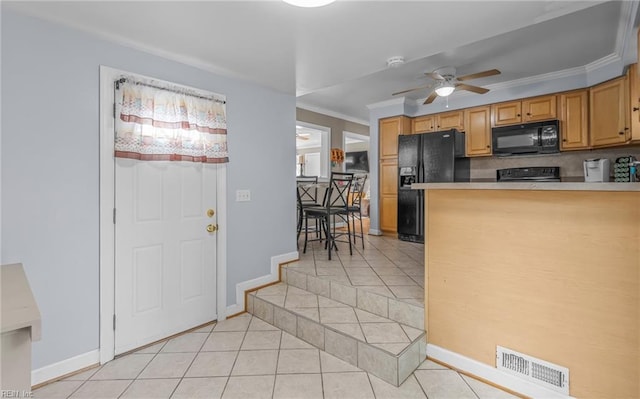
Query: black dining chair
303,172,354,260
348,174,367,249
296,176,321,242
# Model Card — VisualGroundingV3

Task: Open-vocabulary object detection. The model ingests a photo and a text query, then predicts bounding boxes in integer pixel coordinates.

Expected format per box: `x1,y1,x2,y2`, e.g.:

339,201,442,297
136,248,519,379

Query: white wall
1,8,296,370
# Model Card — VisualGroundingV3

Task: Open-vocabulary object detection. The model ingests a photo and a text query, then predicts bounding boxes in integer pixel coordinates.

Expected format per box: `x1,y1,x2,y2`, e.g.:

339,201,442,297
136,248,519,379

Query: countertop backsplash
470,146,640,181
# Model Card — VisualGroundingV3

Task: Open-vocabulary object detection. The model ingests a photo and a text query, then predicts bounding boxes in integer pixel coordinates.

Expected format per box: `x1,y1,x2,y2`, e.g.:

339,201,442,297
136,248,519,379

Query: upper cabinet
628,63,640,142
491,95,557,126
464,106,492,157
559,89,589,150
436,110,464,131
379,116,411,159
590,76,630,147
412,115,435,134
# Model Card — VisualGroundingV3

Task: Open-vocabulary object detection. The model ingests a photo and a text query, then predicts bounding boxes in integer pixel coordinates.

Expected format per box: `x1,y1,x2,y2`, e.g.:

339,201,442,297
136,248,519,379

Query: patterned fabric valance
115,80,229,163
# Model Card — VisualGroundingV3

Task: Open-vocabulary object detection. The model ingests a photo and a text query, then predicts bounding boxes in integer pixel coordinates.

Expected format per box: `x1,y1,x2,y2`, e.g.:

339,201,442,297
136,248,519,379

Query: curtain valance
115,80,229,163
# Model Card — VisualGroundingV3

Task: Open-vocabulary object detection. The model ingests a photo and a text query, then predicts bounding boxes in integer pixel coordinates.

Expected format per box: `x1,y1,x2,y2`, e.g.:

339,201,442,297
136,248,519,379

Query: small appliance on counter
613,156,638,182
496,166,560,182
583,158,610,182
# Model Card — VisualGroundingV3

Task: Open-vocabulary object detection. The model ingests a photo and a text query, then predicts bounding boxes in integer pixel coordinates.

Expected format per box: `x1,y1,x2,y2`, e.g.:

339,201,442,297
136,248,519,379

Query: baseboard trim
31,349,100,388
426,344,574,399
226,251,299,315
368,228,382,236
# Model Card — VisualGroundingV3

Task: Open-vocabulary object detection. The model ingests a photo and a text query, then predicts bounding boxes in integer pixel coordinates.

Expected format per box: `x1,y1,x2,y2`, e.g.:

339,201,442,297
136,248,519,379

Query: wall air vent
496,346,569,395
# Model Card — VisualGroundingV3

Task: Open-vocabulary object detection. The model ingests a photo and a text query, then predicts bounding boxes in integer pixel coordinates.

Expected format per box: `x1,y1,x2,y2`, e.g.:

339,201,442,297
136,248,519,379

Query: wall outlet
236,189,251,202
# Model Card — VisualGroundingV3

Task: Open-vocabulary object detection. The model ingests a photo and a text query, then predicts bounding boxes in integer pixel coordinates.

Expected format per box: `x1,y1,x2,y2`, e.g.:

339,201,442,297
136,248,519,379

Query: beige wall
296,108,369,150
424,189,640,398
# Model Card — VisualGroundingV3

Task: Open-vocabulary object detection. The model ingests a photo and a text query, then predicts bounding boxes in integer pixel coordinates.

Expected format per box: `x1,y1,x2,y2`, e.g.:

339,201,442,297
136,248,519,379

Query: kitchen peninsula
413,182,639,398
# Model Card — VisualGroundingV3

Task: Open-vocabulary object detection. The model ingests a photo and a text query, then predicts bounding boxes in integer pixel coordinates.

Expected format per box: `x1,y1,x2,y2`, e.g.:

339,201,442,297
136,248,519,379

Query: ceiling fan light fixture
435,81,455,97
283,0,336,7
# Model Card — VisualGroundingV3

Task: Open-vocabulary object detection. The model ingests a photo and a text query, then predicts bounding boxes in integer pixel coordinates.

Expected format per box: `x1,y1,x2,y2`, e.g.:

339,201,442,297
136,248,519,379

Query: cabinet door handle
526,113,531,116
633,107,639,112
563,139,567,142
486,145,490,148
619,131,624,135
517,114,521,117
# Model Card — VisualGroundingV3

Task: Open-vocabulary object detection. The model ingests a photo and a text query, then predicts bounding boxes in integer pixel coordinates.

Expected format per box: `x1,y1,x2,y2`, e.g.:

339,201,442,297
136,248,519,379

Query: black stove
497,167,561,182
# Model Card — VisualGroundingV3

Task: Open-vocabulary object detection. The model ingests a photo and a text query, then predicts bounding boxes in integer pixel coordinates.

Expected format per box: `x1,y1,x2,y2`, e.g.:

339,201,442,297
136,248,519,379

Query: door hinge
113,208,116,224
113,314,116,331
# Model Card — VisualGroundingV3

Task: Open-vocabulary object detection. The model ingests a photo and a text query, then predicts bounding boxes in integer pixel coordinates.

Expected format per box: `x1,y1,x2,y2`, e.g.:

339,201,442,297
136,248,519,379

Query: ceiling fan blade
427,71,444,80
456,83,489,94
456,69,501,82
392,83,433,96
423,92,438,104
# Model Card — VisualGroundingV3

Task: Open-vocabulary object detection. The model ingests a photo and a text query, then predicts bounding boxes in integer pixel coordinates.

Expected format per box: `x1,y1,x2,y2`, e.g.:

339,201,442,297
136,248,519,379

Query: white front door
114,158,217,354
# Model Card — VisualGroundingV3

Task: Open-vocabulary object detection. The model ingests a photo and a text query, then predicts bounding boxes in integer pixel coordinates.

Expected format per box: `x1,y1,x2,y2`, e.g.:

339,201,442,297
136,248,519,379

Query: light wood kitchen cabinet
491,101,522,126
436,110,464,131
412,115,435,133
589,76,630,147
627,63,640,142
379,159,398,232
491,95,557,126
464,106,492,156
379,116,411,158
559,89,589,150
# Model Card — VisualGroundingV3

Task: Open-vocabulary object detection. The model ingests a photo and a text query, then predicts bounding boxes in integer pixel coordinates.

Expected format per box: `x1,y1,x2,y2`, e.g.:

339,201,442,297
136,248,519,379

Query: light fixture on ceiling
283,0,336,7
434,81,455,97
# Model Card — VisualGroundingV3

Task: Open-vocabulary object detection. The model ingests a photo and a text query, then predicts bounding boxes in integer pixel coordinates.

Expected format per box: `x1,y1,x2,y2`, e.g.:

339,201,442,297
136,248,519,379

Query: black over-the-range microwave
491,120,559,156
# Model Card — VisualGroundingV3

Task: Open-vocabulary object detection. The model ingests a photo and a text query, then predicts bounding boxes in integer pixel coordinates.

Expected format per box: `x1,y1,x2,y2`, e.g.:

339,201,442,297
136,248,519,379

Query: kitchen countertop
411,182,640,192
1,263,41,340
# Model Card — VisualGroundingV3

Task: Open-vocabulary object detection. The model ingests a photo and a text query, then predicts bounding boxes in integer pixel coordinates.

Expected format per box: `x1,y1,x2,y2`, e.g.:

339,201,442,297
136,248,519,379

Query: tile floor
34,314,518,399
294,231,425,307
35,234,518,398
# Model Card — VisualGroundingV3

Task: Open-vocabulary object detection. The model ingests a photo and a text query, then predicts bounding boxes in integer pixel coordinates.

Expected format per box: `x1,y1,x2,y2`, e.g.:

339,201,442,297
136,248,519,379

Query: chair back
326,172,354,210
351,174,367,207
296,175,319,205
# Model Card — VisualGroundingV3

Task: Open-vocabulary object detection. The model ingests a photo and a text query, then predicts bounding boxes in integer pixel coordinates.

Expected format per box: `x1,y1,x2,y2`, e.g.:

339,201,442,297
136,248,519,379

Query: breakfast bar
412,182,639,398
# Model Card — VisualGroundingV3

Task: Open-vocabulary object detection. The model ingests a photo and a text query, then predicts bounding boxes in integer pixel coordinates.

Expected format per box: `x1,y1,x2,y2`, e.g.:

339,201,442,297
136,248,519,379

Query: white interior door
114,158,217,354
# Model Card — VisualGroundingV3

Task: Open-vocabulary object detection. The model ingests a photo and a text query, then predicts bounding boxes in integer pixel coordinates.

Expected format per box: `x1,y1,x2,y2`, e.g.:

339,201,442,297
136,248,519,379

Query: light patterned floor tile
273,374,323,399
33,380,83,399
280,331,315,349
277,349,321,374
119,378,179,398
64,366,100,381
361,323,409,344
172,377,228,399
137,352,196,379
222,375,275,399
461,374,520,399
161,332,208,353
68,380,132,399
319,351,361,373
213,314,252,332
369,374,428,399
231,349,279,376
322,372,376,399
90,354,154,380
201,331,245,352
414,370,477,399
185,351,238,377
240,330,282,350
249,316,280,331
319,307,358,324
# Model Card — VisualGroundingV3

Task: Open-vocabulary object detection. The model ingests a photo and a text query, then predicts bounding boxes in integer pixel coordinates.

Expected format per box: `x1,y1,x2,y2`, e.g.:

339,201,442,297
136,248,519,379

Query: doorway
99,66,228,363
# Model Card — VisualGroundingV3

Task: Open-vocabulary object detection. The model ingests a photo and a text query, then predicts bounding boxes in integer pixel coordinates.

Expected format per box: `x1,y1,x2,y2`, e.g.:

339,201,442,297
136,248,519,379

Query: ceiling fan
393,66,501,105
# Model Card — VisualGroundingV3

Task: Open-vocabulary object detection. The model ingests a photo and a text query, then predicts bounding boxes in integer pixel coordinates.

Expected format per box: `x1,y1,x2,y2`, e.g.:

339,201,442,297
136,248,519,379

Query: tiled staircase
247,266,426,387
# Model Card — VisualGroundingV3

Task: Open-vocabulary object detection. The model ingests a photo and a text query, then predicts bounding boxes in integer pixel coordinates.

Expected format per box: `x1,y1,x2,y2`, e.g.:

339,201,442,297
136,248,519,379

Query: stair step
247,282,426,386
282,265,424,330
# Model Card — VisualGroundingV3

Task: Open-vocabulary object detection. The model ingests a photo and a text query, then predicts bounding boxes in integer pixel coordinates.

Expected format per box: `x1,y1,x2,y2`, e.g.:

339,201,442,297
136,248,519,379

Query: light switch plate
236,189,251,202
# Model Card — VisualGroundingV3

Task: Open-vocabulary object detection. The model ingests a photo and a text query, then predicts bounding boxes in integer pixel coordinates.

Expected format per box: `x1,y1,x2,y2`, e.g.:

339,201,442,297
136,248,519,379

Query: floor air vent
496,346,569,395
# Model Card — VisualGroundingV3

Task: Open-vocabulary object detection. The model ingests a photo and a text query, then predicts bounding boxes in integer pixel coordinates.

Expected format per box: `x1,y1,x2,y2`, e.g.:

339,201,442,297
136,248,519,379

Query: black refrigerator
397,129,469,243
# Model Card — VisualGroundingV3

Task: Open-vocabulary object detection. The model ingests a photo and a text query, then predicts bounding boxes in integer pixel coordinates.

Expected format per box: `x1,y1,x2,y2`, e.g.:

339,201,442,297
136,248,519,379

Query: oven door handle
537,127,543,147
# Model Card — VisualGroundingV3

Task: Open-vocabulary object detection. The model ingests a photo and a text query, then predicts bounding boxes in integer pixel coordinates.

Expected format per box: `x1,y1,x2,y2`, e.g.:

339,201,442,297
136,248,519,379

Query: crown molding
296,103,370,126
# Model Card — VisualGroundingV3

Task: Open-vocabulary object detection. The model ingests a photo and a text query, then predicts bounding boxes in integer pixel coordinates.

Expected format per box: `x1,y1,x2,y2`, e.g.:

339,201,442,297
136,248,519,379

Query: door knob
206,224,217,233
207,209,215,217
